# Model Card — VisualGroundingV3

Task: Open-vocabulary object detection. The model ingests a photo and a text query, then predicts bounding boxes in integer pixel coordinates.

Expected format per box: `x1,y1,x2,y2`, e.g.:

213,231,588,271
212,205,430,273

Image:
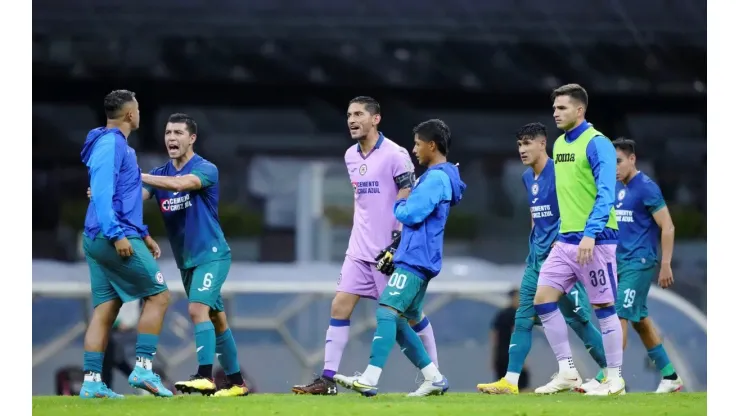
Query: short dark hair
348,96,381,115
413,119,451,156
167,113,198,135
551,83,589,108
516,122,547,141
103,90,136,119
612,137,636,155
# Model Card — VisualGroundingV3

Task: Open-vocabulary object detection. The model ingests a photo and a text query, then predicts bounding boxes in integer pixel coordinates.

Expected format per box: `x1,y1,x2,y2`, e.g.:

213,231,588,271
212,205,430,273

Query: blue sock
647,344,677,378
83,351,104,377
216,328,241,375
395,318,432,370
506,318,534,374
195,321,216,377
567,318,608,368
135,333,159,370
368,308,399,369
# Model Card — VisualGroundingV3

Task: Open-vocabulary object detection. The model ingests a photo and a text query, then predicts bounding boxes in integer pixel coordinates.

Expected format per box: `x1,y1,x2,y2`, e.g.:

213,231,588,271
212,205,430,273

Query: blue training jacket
392,162,466,279
81,127,149,241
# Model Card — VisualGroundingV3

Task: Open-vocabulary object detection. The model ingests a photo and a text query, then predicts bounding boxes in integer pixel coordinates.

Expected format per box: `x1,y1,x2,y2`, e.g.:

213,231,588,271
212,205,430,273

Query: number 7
570,290,579,307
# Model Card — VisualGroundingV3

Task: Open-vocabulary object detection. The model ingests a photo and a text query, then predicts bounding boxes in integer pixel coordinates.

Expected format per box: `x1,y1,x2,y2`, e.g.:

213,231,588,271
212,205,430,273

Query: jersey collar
356,132,385,155
565,120,591,143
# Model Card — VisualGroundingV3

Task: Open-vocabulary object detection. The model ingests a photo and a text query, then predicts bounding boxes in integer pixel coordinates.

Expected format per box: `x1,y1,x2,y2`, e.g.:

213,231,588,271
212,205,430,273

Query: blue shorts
83,235,168,308
180,258,231,312
616,262,656,322
377,268,428,322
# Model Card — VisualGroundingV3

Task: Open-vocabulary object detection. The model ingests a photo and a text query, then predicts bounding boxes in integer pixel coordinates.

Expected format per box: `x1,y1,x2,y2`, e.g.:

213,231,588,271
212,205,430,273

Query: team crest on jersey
155,271,164,284
618,189,626,201
359,164,367,175
531,183,539,196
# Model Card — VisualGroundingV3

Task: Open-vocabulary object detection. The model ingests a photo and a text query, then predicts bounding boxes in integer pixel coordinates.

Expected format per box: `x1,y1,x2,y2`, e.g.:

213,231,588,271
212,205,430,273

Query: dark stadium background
32,0,707,395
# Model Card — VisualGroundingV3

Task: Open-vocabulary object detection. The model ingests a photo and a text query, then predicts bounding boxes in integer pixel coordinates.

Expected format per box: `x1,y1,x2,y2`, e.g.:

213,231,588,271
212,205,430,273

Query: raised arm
87,134,125,241
584,136,618,238
394,170,451,226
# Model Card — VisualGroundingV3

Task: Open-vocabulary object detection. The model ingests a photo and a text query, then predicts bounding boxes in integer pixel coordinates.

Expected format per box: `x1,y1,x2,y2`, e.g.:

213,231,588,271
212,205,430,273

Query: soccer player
79,90,172,399
533,84,625,396
578,138,683,393
140,113,249,397
292,97,440,395
334,119,465,397
476,122,608,395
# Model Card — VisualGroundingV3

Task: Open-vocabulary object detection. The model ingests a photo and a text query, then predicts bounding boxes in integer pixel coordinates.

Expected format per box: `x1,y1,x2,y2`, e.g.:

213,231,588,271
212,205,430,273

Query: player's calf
632,318,683,392
129,291,173,398
292,291,357,395
81,299,124,399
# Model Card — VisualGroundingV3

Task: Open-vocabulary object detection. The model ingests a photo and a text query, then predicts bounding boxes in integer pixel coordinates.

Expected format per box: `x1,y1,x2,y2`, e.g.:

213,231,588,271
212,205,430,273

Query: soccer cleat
534,371,582,394
585,377,626,396
292,375,338,395
655,376,683,393
174,374,218,396
128,366,173,397
79,381,124,399
334,373,377,397
572,378,600,394
214,383,250,397
407,376,449,397
477,378,519,395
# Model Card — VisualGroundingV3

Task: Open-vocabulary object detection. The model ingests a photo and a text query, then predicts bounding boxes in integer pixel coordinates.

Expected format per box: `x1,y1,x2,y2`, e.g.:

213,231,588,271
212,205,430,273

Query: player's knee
91,298,123,327
188,302,211,323
330,292,358,320
534,286,560,305
146,290,170,309
632,318,650,334
376,305,399,322
514,317,535,332
210,311,229,333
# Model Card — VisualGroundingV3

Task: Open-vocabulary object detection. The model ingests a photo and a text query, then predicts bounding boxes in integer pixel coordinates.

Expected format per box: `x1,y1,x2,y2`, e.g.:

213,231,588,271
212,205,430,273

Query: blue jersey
393,163,466,280
144,154,231,269
81,127,149,241
615,172,666,266
522,158,560,271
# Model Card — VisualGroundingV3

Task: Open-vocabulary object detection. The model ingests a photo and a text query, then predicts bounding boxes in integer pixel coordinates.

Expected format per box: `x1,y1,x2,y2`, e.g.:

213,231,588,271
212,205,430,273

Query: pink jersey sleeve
391,146,415,180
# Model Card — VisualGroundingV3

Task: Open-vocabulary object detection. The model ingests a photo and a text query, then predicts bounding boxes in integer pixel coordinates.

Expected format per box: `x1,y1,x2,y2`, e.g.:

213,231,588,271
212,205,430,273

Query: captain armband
394,171,415,189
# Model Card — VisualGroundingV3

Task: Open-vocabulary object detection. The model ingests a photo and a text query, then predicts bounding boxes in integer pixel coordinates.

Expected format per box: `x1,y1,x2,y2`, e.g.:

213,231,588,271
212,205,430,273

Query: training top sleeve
88,133,126,241
584,136,618,238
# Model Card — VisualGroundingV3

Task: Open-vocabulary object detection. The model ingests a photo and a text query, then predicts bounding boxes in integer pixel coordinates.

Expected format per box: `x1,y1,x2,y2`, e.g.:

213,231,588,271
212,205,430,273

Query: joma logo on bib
555,153,576,164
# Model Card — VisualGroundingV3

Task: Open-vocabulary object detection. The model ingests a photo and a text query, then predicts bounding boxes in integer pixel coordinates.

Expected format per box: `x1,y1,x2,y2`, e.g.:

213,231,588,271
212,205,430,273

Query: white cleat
333,373,378,397
534,371,582,395
333,373,358,390
407,376,449,397
655,377,683,393
573,378,600,394
585,377,626,396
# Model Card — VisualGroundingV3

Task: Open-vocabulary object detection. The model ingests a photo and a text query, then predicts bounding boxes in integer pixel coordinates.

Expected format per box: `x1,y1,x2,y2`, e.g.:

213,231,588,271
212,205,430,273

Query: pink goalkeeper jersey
345,133,415,262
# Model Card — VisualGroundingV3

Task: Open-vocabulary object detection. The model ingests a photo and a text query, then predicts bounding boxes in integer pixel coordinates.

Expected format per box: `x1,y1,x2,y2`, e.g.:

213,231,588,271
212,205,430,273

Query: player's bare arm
141,173,202,193
89,186,152,201
652,206,676,288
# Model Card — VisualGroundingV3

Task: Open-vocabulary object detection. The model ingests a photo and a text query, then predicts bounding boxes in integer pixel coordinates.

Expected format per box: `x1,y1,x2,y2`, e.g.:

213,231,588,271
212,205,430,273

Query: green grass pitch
33,392,707,416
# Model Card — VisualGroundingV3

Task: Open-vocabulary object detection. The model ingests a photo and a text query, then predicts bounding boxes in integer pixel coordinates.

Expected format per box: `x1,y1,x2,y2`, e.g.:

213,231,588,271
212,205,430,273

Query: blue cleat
128,366,173,397
79,381,124,399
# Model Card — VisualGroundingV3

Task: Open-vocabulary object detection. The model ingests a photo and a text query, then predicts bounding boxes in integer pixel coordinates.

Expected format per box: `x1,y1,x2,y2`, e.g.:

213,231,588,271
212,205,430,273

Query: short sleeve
641,180,667,214
391,147,415,178
192,162,219,188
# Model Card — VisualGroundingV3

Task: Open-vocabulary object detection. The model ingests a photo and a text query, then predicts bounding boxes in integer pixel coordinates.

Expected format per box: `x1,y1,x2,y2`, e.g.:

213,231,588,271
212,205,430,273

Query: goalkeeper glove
375,230,401,276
